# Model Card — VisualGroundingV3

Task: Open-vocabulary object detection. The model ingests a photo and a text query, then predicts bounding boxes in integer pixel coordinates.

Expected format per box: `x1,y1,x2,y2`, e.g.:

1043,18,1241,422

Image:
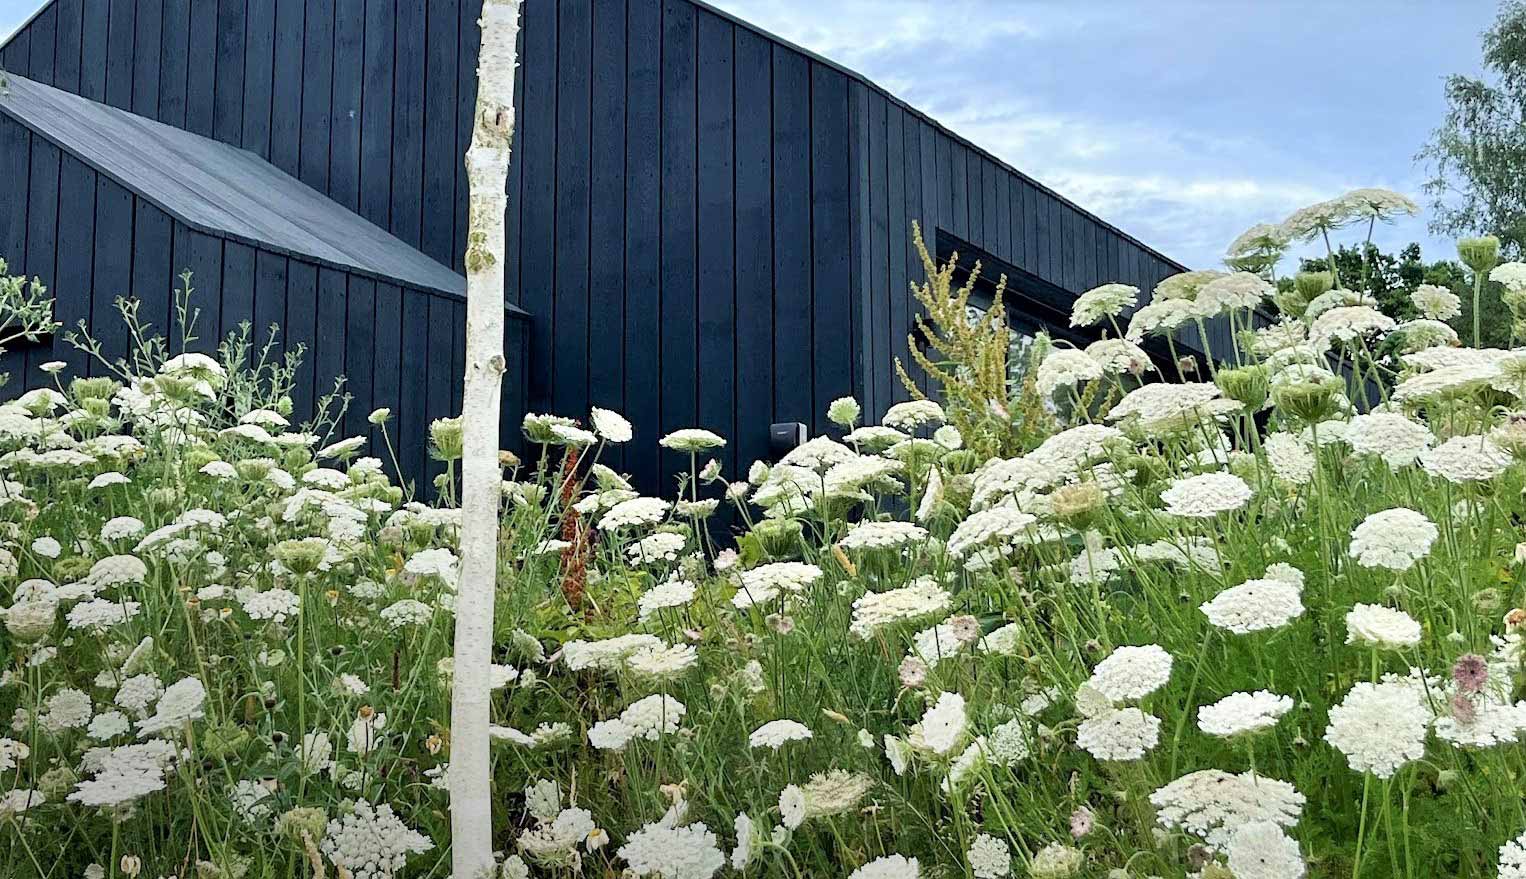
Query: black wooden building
0,0,1201,493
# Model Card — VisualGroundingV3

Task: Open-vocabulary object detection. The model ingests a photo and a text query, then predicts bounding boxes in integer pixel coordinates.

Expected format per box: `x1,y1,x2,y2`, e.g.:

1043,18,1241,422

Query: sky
0,0,1500,272
706,0,1499,271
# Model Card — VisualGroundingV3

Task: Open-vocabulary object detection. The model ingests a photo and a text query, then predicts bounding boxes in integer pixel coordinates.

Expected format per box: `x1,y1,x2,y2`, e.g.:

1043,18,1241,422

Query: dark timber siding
501,0,859,491
0,111,527,494
846,89,1207,418
2,0,1198,494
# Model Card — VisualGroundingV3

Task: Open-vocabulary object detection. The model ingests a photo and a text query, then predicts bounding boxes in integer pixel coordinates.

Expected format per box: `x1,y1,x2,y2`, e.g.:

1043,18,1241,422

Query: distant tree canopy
1296,243,1510,349
1421,1,1526,257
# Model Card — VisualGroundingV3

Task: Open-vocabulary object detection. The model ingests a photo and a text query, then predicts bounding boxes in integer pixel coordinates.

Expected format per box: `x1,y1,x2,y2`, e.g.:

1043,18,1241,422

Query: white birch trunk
451,2,521,876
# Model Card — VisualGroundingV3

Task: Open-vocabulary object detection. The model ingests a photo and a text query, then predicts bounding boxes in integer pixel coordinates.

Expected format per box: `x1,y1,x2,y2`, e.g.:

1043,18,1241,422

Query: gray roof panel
0,73,476,300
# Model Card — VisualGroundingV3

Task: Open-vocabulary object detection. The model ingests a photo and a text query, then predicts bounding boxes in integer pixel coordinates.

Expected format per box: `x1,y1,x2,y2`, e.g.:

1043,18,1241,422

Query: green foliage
0,260,60,389
1421,1,1526,256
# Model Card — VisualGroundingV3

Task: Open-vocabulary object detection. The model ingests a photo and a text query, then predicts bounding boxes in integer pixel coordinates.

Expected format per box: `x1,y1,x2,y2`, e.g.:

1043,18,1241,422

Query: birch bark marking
451,1,521,876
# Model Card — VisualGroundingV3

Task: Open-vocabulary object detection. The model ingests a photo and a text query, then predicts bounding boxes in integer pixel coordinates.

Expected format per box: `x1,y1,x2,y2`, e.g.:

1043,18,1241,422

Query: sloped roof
0,73,471,299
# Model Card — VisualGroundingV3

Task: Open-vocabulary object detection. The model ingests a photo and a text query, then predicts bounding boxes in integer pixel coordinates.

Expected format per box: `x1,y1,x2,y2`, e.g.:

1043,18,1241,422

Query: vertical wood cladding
1,0,1193,495
0,112,524,495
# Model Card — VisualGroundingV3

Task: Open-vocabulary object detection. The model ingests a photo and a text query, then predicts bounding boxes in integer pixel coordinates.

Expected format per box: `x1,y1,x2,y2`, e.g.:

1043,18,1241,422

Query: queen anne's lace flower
1226,821,1306,879
1036,349,1103,397
637,578,697,622
882,400,945,431
1071,283,1138,326
1324,680,1428,778
1308,305,1395,351
1076,707,1160,761
1087,645,1173,703
946,507,1037,557
850,579,951,639
136,677,206,736
848,854,921,879
730,562,822,609
1201,579,1305,634
1433,697,1526,749
1160,471,1252,518
590,407,633,442
1348,508,1438,571
1198,690,1293,737
617,819,725,879
967,833,1011,878
1345,604,1422,649
1499,829,1526,879
1344,413,1433,467
1419,435,1512,483
660,429,727,452
321,801,434,879
1262,433,1315,484
839,520,928,551
919,692,968,755
1028,842,1084,878
1150,770,1305,853
748,719,812,750
598,497,670,530
1411,284,1461,320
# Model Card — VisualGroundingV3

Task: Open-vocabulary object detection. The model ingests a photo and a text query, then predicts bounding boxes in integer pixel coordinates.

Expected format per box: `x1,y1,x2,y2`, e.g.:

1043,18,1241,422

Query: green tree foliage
1420,1,1526,256
1294,243,1513,348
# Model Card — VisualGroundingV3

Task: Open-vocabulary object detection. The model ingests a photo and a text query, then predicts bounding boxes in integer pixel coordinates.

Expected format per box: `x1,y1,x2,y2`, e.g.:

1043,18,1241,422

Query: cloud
708,0,1478,271
714,0,1046,70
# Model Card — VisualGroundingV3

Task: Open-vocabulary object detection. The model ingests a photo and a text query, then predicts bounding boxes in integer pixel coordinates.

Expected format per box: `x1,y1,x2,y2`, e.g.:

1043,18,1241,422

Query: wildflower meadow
6,186,1526,879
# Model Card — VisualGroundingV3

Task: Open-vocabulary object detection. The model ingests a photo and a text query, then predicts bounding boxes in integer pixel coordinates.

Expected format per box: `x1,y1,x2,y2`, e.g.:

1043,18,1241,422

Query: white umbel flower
1226,821,1305,879
1344,604,1422,649
1348,508,1437,571
660,429,726,452
882,400,945,431
839,520,929,552
1498,829,1526,879
1411,284,1461,320
919,691,969,755
1324,680,1428,778
850,579,951,639
590,407,633,442
1197,690,1293,737
1419,435,1512,483
1344,413,1433,468
1262,433,1315,484
967,833,1012,878
1076,707,1160,761
617,819,725,879
748,719,813,750
1200,579,1305,634
1160,471,1252,518
1027,841,1084,878
1087,644,1173,703
1149,769,1305,853
1070,283,1138,327
1036,349,1103,397
849,854,921,879
320,801,434,879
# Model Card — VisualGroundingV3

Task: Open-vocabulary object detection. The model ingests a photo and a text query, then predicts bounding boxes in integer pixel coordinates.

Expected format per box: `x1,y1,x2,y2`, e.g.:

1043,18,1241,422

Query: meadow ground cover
5,190,1526,879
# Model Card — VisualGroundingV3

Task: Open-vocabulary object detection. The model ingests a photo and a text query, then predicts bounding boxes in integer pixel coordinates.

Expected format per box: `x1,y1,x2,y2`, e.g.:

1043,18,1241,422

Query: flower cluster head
1087,645,1173,702
1324,680,1428,778
1070,283,1138,327
1198,690,1294,738
1035,349,1103,398
1200,578,1305,634
1419,435,1513,484
1344,604,1422,650
1348,508,1437,572
321,801,434,879
1150,769,1305,853
1160,471,1253,518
